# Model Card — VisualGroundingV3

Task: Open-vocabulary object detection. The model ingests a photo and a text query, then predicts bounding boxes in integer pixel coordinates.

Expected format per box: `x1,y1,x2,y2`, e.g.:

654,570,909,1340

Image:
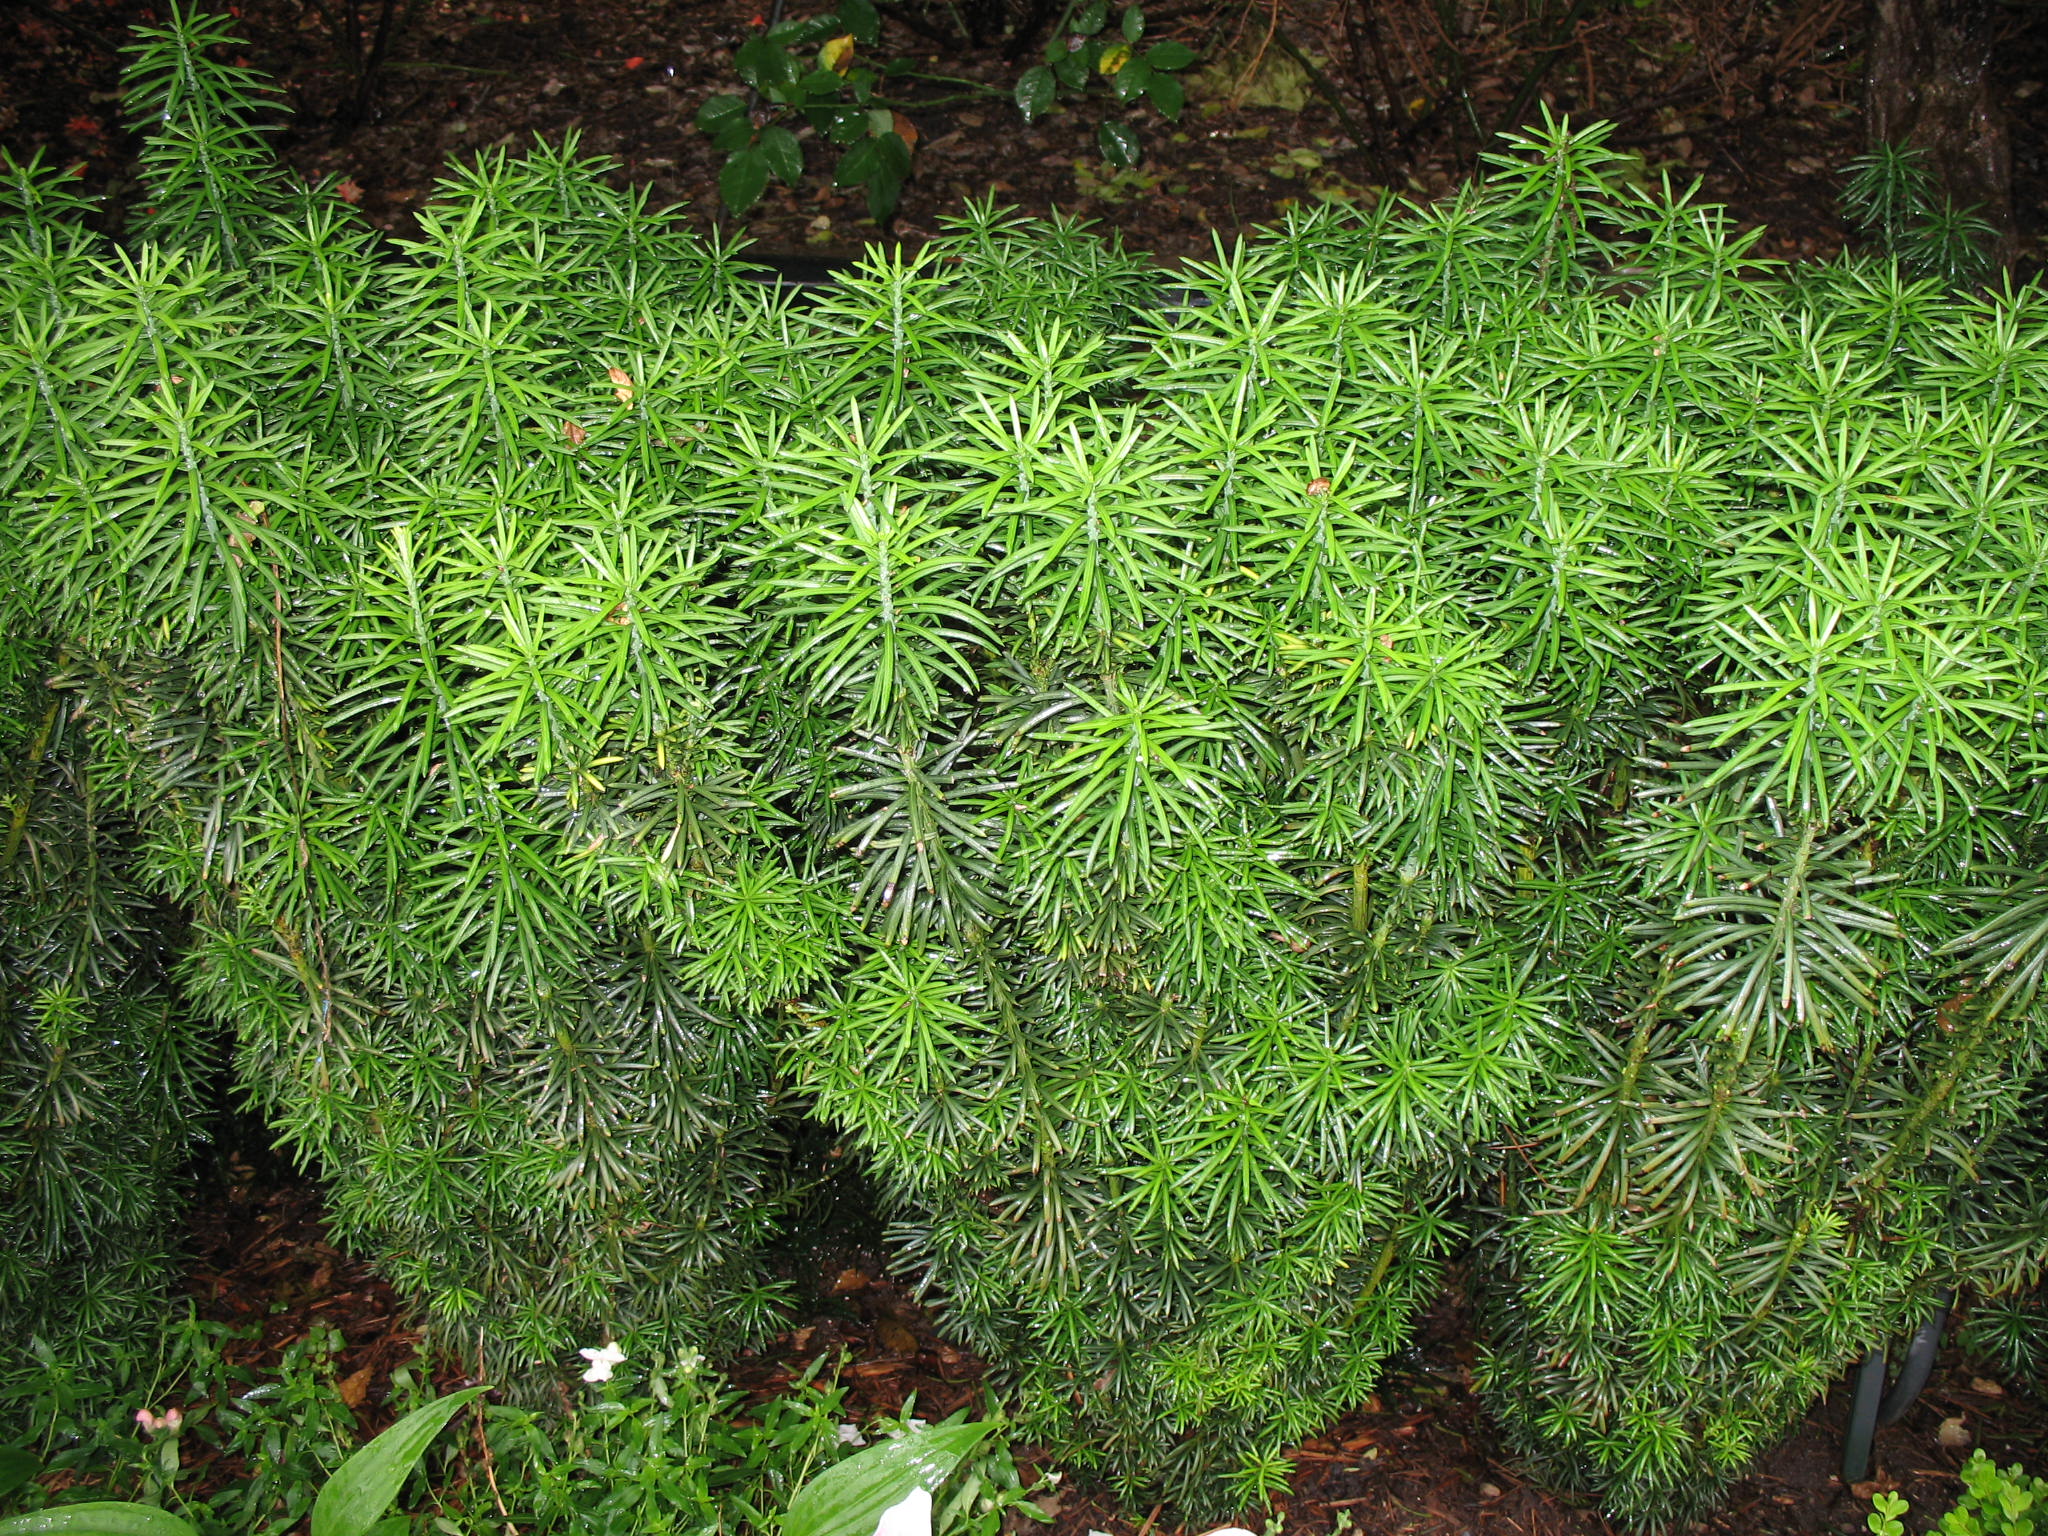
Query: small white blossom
579,1342,627,1383
836,1423,868,1446
872,1487,932,1536
674,1348,703,1379
886,1417,929,1440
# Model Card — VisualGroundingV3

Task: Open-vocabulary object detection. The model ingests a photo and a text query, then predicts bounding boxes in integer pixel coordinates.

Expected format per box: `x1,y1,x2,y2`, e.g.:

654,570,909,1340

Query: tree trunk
1864,0,2014,262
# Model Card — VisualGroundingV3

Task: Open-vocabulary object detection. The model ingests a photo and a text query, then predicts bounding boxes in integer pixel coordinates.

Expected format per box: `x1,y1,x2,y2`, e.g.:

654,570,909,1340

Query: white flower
579,1341,627,1383
836,1423,868,1447
886,1417,929,1440
674,1348,703,1379
872,1487,932,1536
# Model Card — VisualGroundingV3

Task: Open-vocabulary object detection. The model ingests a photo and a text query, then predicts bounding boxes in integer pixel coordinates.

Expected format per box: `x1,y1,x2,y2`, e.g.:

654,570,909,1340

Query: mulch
185,1156,425,1425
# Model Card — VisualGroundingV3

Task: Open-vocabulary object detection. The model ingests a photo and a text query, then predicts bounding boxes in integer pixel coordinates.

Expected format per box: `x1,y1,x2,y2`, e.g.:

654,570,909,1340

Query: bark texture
1866,0,2015,260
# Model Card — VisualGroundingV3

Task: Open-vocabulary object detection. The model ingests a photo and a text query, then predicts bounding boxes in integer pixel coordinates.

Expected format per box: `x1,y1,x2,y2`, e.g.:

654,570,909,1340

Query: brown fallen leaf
1938,1415,1971,1449
563,420,588,447
335,177,364,204
875,1319,919,1355
830,1267,869,1294
1971,1377,2005,1396
337,1366,373,1410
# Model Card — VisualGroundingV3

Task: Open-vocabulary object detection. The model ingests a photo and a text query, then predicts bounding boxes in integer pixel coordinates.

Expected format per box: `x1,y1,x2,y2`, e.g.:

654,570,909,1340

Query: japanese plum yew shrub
6,3,2048,1519
1455,219,2048,1523
0,167,212,1362
0,634,212,1363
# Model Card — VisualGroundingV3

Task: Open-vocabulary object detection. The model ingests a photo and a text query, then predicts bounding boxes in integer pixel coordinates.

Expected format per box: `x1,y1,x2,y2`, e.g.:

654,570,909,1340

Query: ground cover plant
693,0,1198,219
0,1317,1036,1536
4,1,2048,1524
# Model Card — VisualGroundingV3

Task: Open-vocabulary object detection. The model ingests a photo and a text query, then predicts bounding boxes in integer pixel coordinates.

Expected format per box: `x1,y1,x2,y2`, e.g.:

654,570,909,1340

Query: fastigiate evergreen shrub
1,159,214,1358
7,5,2048,1518
1465,257,2048,1522
5,5,809,1380
0,629,213,1363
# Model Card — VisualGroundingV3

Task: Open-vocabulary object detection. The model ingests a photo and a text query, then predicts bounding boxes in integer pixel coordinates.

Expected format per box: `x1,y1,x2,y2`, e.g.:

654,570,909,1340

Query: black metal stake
1841,1291,1953,1486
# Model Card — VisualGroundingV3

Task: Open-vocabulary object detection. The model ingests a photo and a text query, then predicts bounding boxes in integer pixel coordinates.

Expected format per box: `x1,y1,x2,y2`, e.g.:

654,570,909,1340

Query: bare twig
1491,0,1612,138
1271,27,1390,178
1228,0,1285,107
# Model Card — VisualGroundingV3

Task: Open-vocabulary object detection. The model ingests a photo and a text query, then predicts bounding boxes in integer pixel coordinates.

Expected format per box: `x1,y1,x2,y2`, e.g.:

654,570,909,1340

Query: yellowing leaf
1098,42,1132,74
820,34,855,75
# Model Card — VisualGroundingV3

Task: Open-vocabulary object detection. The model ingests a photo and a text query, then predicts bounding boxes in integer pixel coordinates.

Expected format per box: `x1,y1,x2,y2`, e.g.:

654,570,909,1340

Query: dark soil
5,0,2046,271
180,1156,2047,1536
185,1156,425,1428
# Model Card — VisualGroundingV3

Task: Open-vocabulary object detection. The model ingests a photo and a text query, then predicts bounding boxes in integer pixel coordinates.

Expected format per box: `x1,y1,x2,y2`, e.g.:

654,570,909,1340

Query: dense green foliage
0,144,213,1359
6,4,2048,1522
0,624,211,1361
1461,222,2048,1521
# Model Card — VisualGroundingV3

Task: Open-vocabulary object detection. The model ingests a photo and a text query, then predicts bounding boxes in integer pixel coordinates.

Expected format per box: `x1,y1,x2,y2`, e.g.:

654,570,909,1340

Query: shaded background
3,0,2045,267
